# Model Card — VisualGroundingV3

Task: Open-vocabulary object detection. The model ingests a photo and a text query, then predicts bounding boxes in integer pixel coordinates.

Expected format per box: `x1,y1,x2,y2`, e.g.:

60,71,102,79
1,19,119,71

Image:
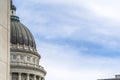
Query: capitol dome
10,1,46,80
11,16,36,49
10,14,39,57
10,0,39,57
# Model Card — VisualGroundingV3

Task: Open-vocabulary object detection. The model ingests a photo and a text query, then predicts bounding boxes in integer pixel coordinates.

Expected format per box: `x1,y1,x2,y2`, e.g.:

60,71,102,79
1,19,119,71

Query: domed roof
10,1,40,57
11,16,36,48
10,15,38,54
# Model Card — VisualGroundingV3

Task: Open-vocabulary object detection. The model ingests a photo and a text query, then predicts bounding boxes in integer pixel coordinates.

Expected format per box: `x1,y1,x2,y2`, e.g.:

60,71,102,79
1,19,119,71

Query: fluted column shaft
18,73,21,80
39,76,41,80
34,75,36,80
27,73,30,80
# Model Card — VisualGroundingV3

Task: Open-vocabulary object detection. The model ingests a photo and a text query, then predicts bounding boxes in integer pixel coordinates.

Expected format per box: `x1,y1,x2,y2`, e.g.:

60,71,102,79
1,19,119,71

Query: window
12,73,18,80
37,59,39,64
33,58,35,63
20,55,24,60
12,77,18,80
13,55,16,59
27,56,30,61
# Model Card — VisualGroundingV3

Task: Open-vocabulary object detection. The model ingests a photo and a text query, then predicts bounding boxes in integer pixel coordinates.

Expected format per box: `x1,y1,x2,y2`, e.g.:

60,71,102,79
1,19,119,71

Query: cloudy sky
14,0,120,80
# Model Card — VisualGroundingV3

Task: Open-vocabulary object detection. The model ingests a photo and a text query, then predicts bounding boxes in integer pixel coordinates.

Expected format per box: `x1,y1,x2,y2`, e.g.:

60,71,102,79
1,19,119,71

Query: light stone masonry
0,0,10,80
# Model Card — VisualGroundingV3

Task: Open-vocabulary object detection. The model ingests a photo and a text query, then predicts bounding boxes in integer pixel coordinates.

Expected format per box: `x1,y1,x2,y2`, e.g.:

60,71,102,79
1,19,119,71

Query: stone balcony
10,61,46,74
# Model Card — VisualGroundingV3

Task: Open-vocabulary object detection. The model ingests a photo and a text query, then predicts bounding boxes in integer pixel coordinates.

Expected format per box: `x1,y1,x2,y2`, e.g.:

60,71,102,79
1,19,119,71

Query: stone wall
0,0,10,80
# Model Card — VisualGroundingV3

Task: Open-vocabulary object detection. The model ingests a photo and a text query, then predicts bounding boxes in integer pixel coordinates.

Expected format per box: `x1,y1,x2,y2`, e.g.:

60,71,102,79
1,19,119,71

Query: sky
14,0,120,80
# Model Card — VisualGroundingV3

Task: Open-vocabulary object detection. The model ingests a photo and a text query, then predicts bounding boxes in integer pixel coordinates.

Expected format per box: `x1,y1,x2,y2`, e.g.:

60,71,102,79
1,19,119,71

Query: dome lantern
11,0,16,16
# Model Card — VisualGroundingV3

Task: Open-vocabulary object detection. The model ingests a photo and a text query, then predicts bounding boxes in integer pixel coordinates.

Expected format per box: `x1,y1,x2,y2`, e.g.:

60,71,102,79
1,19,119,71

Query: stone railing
11,61,45,72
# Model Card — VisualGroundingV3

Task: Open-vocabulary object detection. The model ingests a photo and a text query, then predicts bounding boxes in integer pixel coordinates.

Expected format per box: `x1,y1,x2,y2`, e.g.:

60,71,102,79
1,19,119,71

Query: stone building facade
0,0,10,80
10,1,46,80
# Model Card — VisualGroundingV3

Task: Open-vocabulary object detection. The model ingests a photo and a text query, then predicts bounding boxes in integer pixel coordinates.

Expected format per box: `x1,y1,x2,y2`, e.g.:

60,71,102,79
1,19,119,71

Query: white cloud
15,0,120,18
37,41,120,80
84,0,120,21
18,0,120,21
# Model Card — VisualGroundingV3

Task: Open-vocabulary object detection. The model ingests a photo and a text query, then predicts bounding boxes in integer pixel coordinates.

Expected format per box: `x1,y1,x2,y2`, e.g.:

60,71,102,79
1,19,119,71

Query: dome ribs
11,20,37,50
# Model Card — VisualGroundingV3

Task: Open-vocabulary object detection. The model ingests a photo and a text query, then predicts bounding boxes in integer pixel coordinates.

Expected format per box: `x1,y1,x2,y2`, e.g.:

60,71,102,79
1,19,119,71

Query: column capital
27,73,30,75
18,72,21,74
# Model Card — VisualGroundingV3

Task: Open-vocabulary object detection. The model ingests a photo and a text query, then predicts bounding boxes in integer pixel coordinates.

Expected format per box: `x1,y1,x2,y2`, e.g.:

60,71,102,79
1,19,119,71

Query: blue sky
14,0,120,80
